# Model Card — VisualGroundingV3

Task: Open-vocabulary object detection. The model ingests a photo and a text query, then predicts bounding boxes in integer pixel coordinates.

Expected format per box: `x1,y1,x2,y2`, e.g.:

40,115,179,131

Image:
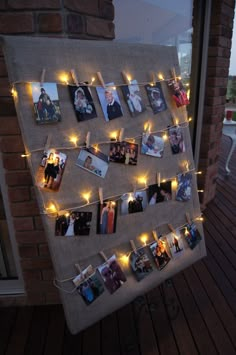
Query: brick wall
198,0,235,208
0,0,114,306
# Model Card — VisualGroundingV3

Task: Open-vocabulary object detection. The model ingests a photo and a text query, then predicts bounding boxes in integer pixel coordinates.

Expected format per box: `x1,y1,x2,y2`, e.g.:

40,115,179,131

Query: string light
21,153,30,157
188,117,192,122
69,135,78,147
82,192,91,204
110,131,118,141
138,176,148,187
46,202,58,213
197,190,204,193
140,234,148,246
59,73,69,85
158,73,164,81
162,133,168,141
195,171,202,175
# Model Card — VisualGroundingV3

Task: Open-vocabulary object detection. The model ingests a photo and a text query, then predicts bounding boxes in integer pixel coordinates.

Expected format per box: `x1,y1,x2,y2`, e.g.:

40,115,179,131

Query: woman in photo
44,152,55,187
107,202,115,234
100,202,109,234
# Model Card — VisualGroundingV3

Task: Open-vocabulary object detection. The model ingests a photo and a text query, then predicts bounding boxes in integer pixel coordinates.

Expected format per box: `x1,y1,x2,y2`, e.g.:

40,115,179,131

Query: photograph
149,237,171,270
36,149,67,191
98,255,127,294
167,78,190,108
179,223,202,250
121,79,146,116
55,211,92,237
120,190,148,215
68,85,97,121
165,232,185,259
148,182,172,205
176,172,192,202
141,132,165,158
97,200,117,234
130,247,153,281
109,141,138,165
73,265,104,305
168,125,186,154
76,147,109,178
145,82,167,114
96,82,123,121
31,82,62,123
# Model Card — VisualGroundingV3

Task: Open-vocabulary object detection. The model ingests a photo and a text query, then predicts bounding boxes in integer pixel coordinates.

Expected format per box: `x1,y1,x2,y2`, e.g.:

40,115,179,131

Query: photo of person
31,82,62,123
98,255,127,294
167,78,190,108
121,79,146,117
145,83,167,114
36,149,67,191
149,238,171,270
176,172,192,202
120,190,148,215
166,232,185,258
141,132,165,158
96,83,123,121
130,247,153,281
68,85,97,121
73,265,104,305
148,182,172,205
76,147,109,178
168,126,186,154
109,141,138,165
55,211,92,236
179,223,202,250
97,200,117,234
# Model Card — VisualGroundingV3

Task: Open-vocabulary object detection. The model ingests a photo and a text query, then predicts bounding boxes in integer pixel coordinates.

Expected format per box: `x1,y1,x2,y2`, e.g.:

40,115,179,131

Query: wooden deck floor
1,135,236,355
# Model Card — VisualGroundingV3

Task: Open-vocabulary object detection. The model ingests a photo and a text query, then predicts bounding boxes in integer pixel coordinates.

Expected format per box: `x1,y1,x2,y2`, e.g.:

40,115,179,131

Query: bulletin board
2,36,206,334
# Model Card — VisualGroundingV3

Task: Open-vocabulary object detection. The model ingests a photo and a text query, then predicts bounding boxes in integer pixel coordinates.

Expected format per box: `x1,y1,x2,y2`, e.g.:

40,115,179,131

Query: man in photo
105,89,123,120
37,87,55,120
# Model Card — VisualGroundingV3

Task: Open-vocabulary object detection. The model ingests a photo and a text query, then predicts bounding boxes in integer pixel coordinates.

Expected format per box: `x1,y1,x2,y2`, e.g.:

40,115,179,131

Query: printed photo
73,265,104,305
130,247,153,281
36,149,67,191
98,255,127,294
120,190,148,215
167,78,189,108
145,82,167,114
148,182,172,205
168,126,185,154
68,85,97,121
96,83,123,121
31,82,61,123
176,172,192,202
55,211,92,236
109,141,138,165
149,238,171,270
179,223,202,250
76,147,109,178
141,132,164,158
121,79,146,116
97,200,117,234
165,232,185,258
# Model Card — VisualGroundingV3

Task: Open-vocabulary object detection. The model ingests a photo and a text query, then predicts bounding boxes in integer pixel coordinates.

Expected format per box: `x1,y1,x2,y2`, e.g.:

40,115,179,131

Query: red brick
205,96,226,106
5,171,32,186
207,66,229,77
19,245,38,258
208,46,231,57
26,291,45,305
99,0,114,20
21,257,53,270
14,216,34,231
24,279,55,293
0,135,25,153
0,79,10,97
38,243,50,256
206,77,228,87
38,13,62,33
2,153,26,170
23,270,42,281
0,98,16,116
64,0,99,16
16,230,47,243
208,56,230,67
0,116,21,135
45,291,61,304
8,187,30,202
42,269,55,280
0,296,27,307
0,57,8,77
214,2,235,18
11,201,40,217
67,14,84,34
211,13,234,28
34,216,44,230
86,17,114,38
0,14,34,34
8,0,60,9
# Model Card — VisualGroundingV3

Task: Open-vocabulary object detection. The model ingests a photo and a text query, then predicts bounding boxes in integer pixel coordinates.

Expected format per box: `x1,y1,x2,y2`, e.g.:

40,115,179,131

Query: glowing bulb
127,74,132,83
144,122,151,132
70,136,78,146
140,234,148,246
91,77,95,83
175,118,179,125
120,254,130,265
47,202,57,213
172,178,177,189
21,153,30,158
65,212,70,217
197,190,204,193
60,74,69,84
178,76,182,80
150,82,154,86
11,88,17,98
158,73,164,81
162,133,168,141
93,144,99,153
162,179,166,183
195,171,202,175
110,131,118,141
82,192,91,204
188,117,192,122
138,176,147,187
112,86,116,90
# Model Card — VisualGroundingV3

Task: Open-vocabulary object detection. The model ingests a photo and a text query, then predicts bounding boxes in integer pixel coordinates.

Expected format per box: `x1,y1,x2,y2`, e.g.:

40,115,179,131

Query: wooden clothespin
185,212,191,225
96,72,106,88
100,251,108,262
149,71,156,86
40,68,46,87
119,128,124,142
98,187,103,205
44,134,52,152
130,240,137,254
121,71,131,85
157,172,161,187
133,181,137,196
85,131,91,148
152,230,158,241
74,262,84,278
71,69,79,87
168,224,176,235
171,67,177,81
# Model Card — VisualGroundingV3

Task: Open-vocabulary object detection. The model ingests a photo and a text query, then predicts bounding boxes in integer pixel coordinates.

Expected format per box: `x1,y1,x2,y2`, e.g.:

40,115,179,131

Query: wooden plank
132,295,160,355
117,303,140,355
63,326,82,355
5,307,33,355
184,265,236,354
0,307,17,355
173,273,217,355
101,312,120,355
44,305,65,355
147,286,179,355
81,321,100,355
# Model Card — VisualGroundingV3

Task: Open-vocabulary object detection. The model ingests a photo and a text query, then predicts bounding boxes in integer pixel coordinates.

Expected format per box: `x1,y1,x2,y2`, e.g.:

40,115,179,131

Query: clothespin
144,122,151,134
130,240,137,254
100,251,108,262
119,128,124,142
168,224,176,235
98,187,103,205
149,71,156,86
40,68,46,87
71,69,79,87
157,172,161,187
171,67,177,81
121,71,131,85
86,131,91,148
152,230,158,241
44,134,52,152
133,181,137,196
185,160,190,172
185,212,191,225
74,262,84,278
96,72,106,88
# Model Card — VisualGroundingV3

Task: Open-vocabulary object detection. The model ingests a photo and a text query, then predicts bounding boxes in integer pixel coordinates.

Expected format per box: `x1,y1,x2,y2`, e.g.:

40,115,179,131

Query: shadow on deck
1,135,236,355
